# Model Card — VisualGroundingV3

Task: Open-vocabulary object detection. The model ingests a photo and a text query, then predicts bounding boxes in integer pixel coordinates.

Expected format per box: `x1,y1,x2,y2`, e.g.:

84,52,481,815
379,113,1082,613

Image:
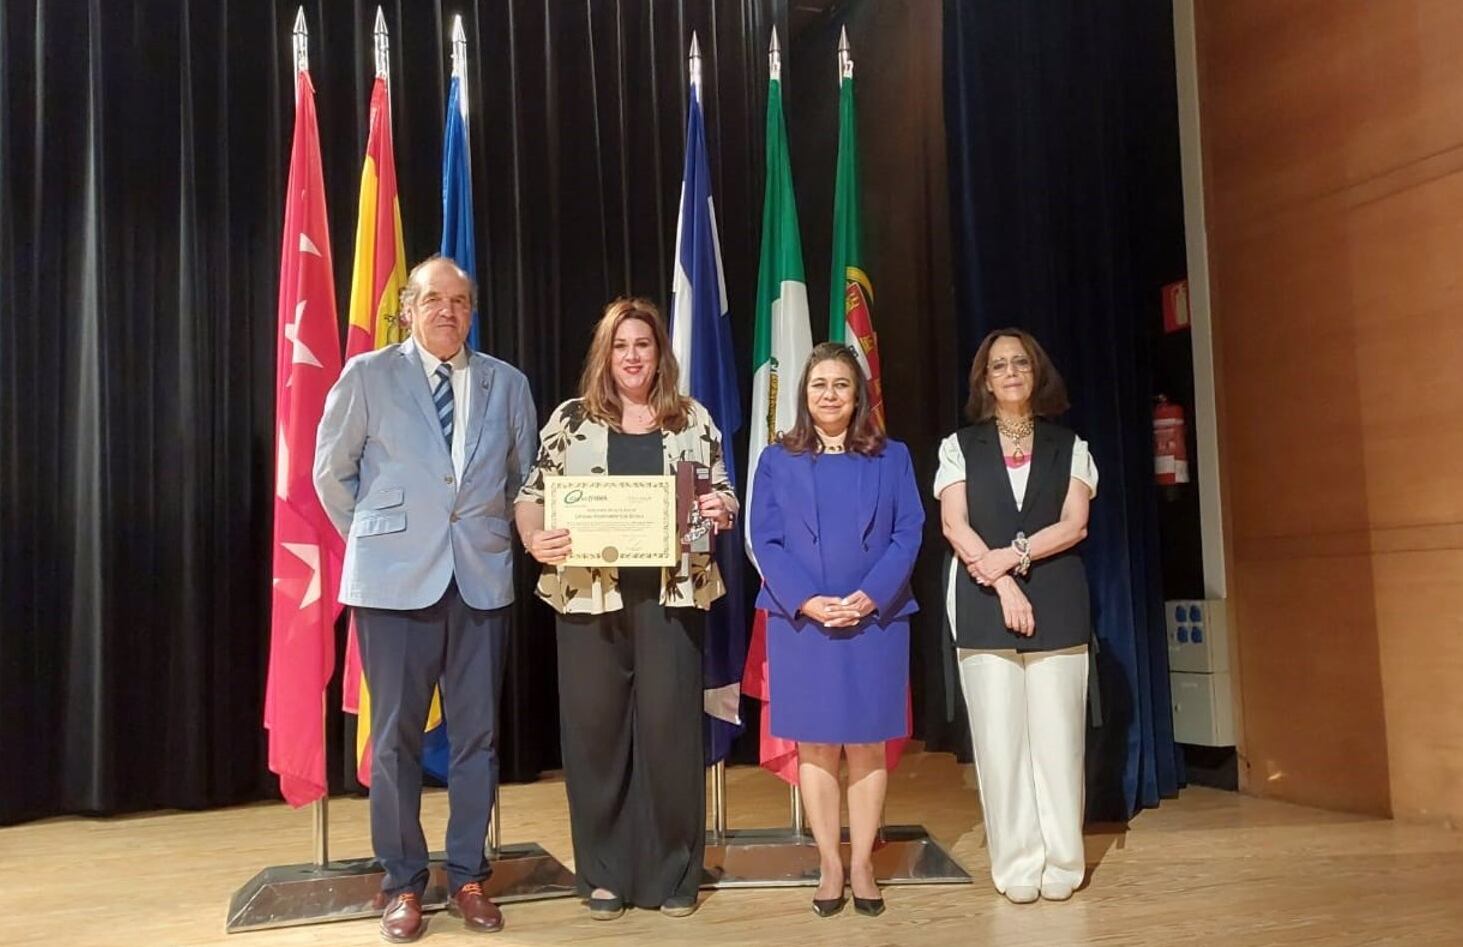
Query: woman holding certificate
935,328,1097,905
748,343,924,918
514,297,735,920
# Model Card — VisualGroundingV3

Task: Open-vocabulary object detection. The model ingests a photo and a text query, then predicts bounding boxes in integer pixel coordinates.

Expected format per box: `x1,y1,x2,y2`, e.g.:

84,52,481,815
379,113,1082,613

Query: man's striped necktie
432,363,454,448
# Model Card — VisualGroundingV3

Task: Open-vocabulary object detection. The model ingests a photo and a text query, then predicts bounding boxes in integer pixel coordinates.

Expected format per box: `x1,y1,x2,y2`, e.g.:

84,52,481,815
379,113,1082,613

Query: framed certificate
544,475,679,567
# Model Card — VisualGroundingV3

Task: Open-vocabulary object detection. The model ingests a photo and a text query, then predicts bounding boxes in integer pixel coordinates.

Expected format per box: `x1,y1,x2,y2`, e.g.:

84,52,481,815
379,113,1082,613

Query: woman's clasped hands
800,590,876,628
960,548,1035,637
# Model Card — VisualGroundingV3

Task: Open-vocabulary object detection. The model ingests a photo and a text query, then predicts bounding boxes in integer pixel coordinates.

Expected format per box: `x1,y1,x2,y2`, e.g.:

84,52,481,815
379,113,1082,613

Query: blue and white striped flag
671,39,747,765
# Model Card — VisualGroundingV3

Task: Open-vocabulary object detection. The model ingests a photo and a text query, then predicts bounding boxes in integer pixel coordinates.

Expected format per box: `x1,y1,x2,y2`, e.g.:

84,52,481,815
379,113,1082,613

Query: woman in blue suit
749,342,924,918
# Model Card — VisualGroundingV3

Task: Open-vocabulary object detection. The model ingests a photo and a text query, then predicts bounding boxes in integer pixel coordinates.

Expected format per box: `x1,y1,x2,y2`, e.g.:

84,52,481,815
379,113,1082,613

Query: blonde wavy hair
578,297,692,432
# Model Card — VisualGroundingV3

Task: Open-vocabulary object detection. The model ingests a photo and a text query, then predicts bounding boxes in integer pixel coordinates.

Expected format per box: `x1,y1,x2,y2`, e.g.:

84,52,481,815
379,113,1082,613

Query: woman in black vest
935,328,1097,905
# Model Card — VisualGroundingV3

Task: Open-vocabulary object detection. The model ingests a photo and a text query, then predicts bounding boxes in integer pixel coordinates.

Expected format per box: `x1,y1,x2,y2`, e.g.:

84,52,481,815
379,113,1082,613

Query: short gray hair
400,255,478,311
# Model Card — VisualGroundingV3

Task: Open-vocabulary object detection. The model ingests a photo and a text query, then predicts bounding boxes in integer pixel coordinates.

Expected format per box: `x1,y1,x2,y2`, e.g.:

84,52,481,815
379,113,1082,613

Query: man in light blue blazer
314,256,537,942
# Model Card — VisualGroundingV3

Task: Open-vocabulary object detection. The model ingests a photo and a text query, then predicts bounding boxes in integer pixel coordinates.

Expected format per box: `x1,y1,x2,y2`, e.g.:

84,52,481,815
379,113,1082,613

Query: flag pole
686,28,734,841
313,698,329,867
454,17,488,855
712,761,727,836
292,6,332,871
768,23,806,839
449,9,503,858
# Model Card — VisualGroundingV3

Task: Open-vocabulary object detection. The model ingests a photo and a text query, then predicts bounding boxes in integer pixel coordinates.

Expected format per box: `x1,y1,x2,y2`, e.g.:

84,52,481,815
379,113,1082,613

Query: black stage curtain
3,0,968,826
943,0,1185,820
1,0,796,825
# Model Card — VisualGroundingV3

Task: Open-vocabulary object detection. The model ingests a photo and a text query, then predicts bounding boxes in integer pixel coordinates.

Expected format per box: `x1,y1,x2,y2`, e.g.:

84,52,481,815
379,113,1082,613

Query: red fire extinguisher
1153,395,1190,485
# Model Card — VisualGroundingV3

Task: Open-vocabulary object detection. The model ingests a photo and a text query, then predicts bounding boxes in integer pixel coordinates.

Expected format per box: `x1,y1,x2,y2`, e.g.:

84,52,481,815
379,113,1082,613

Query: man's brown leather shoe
379,891,424,943
449,881,505,933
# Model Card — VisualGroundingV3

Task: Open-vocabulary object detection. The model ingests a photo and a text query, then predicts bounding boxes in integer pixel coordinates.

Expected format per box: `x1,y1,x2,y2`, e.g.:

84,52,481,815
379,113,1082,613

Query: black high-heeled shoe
811,893,847,917
852,893,885,917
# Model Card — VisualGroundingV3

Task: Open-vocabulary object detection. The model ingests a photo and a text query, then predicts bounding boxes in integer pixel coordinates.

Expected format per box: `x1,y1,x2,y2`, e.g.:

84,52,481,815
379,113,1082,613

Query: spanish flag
338,71,449,786
345,76,407,358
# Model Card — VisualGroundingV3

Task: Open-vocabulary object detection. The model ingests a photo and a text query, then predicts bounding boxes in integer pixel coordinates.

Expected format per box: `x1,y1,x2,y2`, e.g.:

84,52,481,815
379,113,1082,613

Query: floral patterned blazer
516,397,739,614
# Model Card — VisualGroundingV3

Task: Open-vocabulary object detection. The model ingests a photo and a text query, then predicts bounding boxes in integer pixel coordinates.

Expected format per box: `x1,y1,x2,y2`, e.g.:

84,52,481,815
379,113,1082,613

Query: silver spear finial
451,14,468,115
373,7,390,80
689,31,703,91
292,7,309,98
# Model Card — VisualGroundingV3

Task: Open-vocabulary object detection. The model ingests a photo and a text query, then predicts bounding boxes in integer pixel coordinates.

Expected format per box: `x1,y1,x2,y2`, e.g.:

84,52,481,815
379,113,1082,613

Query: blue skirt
766,611,909,744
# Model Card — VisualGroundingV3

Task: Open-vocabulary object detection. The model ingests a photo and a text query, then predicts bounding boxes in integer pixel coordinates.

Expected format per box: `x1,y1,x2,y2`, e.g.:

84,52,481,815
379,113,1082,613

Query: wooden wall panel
1345,176,1463,529
1196,0,1463,822
1200,0,1463,235
1373,551,1463,822
1231,556,1390,815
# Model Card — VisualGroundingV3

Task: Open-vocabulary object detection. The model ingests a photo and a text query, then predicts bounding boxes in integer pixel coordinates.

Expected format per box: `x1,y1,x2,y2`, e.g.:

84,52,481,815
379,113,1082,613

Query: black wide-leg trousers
555,586,706,907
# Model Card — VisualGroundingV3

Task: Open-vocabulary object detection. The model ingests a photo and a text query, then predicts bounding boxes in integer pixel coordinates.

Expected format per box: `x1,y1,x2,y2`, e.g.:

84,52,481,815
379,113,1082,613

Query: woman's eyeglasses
988,355,1033,376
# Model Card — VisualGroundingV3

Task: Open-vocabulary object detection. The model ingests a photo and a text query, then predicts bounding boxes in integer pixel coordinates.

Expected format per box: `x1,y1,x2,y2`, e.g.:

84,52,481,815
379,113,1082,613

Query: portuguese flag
827,52,884,430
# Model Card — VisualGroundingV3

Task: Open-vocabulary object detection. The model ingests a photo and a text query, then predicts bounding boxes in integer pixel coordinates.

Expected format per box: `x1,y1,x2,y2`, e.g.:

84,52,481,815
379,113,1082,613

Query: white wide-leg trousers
958,644,1089,893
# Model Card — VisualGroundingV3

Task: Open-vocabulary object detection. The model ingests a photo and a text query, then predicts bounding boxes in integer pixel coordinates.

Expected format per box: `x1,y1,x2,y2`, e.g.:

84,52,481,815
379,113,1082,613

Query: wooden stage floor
4,751,1462,946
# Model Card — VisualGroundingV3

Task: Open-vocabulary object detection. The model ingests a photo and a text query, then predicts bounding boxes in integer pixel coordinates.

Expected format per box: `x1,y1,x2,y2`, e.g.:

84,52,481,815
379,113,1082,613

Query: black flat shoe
660,895,699,917
587,894,624,920
811,895,847,917
853,895,885,917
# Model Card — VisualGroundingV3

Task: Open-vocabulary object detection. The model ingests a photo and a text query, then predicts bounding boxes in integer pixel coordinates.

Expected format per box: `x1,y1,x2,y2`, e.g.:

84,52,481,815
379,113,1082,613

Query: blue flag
441,74,479,352
416,71,476,785
671,68,748,765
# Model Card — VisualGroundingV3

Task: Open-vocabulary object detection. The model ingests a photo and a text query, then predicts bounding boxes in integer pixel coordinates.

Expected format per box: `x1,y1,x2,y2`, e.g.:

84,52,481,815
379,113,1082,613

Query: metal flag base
225,842,577,933
702,824,973,888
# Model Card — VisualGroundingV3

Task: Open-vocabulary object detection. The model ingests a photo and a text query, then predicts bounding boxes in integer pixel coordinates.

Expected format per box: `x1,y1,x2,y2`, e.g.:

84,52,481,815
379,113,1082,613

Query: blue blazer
749,440,925,622
313,338,538,611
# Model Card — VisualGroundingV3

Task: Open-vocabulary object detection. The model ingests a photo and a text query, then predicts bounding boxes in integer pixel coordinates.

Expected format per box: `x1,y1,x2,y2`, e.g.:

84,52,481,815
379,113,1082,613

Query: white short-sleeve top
932,432,1098,508
933,429,1099,640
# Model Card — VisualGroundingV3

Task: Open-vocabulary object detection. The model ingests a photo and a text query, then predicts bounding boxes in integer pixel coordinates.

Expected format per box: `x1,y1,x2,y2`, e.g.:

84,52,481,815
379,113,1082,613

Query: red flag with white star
263,69,345,808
